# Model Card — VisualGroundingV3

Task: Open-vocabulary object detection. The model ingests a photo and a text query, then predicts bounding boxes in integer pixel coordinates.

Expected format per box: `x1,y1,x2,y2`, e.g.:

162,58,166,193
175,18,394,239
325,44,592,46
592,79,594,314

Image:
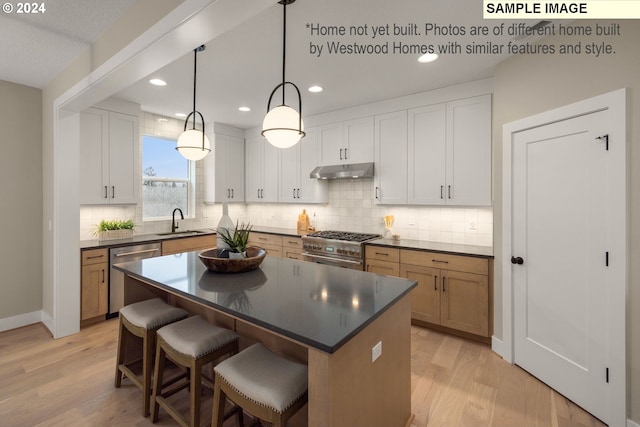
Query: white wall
492,20,640,424
0,80,42,326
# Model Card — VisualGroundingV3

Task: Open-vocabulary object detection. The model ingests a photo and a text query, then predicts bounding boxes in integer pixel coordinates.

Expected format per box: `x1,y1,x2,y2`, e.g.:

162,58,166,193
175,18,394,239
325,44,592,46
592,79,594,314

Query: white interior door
512,111,610,422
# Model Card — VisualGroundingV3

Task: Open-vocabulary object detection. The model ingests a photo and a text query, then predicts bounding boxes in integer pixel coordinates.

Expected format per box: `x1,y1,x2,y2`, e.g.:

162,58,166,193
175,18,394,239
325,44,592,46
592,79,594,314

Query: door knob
511,256,524,265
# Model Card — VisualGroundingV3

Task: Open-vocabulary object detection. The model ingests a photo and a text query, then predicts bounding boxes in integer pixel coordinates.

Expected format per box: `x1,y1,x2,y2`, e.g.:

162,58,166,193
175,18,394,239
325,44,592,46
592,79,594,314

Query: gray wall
492,20,640,423
0,80,43,319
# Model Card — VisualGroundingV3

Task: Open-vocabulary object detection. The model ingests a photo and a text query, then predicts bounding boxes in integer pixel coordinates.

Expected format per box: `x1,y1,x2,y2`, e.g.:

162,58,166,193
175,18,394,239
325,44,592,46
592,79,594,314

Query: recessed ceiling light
149,78,167,86
175,113,187,118
157,118,168,122
418,53,439,63
238,106,251,112
308,85,323,93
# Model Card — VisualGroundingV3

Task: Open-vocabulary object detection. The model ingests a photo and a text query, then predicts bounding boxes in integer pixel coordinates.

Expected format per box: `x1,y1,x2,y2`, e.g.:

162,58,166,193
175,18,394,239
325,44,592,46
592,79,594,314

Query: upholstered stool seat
212,343,308,427
152,315,239,427
115,298,188,417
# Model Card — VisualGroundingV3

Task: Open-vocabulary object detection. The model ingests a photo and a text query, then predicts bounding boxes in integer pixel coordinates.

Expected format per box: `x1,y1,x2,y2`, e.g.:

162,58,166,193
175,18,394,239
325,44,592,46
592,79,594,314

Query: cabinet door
445,95,492,206
374,111,408,204
226,135,245,201
262,139,280,202
344,116,374,164
401,264,440,325
81,262,108,320
279,144,299,202
245,136,263,203
318,122,344,165
108,112,139,204
79,108,109,204
408,104,446,205
298,128,327,203
366,258,399,276
440,269,489,336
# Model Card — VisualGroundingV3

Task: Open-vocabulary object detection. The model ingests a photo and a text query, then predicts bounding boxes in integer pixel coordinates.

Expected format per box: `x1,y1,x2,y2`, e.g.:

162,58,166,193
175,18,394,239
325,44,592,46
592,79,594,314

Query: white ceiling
0,0,136,89
1,0,535,130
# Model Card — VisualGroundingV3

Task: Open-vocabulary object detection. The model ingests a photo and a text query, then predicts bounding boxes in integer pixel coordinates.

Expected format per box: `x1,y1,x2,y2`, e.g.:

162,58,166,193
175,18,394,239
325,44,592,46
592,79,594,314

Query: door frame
500,88,627,426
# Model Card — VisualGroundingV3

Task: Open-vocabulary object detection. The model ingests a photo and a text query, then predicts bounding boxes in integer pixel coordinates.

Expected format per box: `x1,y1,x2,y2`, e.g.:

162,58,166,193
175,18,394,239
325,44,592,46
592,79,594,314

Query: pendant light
176,45,211,161
261,0,305,149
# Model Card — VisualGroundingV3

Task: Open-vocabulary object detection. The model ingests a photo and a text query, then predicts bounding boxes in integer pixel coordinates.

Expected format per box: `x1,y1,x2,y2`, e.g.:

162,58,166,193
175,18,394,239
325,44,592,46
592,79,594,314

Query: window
142,135,192,219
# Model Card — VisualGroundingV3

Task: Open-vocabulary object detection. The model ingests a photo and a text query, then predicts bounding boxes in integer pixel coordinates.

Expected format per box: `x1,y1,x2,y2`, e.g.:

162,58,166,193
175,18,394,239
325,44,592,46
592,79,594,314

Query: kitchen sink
156,230,207,236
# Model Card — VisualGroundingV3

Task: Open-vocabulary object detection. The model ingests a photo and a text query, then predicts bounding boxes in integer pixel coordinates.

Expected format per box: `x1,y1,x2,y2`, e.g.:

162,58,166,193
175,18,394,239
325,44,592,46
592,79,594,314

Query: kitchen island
115,251,417,427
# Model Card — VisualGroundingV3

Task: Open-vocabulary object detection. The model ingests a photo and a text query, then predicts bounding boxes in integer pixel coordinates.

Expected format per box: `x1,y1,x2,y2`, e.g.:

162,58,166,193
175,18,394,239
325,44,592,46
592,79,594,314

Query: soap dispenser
216,202,234,250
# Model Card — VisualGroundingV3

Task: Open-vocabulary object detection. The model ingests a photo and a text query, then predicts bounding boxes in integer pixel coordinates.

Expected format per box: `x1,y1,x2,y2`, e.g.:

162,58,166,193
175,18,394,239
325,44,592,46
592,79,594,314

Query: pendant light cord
282,0,287,106
192,47,198,130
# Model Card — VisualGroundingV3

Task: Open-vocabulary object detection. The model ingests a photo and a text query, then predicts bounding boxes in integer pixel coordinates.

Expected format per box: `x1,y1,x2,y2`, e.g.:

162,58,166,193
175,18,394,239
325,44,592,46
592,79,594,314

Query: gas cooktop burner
306,230,381,242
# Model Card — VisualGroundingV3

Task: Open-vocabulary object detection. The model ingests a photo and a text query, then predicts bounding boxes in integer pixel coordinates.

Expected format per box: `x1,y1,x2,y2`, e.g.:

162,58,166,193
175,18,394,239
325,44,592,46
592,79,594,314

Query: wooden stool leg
151,340,166,423
190,361,202,427
114,318,125,388
142,330,155,417
212,379,226,427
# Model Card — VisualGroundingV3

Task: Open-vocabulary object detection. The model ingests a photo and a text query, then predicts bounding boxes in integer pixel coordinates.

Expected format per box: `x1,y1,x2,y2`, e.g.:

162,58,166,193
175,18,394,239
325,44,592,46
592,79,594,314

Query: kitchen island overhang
115,252,417,427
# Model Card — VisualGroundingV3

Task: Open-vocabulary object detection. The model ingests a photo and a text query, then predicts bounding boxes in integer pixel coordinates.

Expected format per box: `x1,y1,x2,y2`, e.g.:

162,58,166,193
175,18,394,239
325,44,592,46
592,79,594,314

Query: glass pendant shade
262,105,305,149
176,129,211,161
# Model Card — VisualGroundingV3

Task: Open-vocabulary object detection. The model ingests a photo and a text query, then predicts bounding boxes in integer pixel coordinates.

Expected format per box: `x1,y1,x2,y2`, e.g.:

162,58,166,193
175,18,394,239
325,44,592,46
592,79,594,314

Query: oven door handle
302,252,363,265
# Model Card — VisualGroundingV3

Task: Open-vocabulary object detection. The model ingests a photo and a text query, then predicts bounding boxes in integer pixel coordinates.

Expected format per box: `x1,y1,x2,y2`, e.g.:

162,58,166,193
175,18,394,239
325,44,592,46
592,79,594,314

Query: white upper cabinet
79,106,139,205
245,136,279,203
279,128,328,204
374,111,408,205
408,104,447,205
319,117,374,165
445,95,492,206
203,126,245,203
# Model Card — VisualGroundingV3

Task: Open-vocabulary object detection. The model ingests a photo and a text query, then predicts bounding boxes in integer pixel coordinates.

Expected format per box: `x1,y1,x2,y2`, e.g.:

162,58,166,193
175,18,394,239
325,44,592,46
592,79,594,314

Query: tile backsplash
80,112,492,246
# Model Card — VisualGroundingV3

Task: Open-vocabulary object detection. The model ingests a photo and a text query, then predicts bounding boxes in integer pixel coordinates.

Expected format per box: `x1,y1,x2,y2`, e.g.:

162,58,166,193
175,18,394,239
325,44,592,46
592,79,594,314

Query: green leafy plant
92,219,135,236
218,221,252,253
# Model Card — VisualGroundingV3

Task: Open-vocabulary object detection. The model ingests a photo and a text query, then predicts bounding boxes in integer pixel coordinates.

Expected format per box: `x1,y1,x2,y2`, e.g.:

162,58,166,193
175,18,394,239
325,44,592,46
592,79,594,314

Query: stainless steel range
302,231,381,270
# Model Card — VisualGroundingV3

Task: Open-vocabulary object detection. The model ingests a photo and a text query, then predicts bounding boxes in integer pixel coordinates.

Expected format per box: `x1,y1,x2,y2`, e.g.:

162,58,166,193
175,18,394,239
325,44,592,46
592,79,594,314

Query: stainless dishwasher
108,242,162,317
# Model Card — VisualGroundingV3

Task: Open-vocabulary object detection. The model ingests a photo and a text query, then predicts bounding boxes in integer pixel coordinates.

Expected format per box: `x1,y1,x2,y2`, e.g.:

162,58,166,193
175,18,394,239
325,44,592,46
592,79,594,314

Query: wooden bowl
198,246,266,273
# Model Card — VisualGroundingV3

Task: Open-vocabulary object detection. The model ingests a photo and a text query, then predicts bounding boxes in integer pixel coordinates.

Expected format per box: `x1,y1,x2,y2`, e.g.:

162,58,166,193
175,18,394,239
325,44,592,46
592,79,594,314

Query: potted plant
217,221,252,258
92,219,136,241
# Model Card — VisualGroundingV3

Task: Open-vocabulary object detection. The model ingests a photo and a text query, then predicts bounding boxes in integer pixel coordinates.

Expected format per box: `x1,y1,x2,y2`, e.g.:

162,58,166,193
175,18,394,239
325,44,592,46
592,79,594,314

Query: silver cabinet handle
434,275,438,290
375,186,379,199
261,189,264,198
112,186,115,199
114,248,159,257
104,186,108,199
102,269,105,283
339,148,343,160
448,185,451,199
292,188,295,199
86,254,105,260
442,276,447,292
231,188,234,198
296,188,300,198
432,259,449,264
344,147,348,159
440,185,444,199
257,189,260,198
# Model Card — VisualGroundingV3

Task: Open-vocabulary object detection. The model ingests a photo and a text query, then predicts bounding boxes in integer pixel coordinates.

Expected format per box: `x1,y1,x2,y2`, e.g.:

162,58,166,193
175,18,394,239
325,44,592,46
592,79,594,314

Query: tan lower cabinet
282,236,303,260
399,249,491,340
81,248,109,321
365,246,400,276
161,234,216,255
248,232,283,258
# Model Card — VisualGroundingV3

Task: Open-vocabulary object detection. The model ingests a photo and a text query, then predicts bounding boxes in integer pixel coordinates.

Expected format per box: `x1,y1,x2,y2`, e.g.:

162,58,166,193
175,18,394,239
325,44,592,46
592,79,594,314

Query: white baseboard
491,335,506,359
41,311,54,336
0,310,42,333
628,418,640,427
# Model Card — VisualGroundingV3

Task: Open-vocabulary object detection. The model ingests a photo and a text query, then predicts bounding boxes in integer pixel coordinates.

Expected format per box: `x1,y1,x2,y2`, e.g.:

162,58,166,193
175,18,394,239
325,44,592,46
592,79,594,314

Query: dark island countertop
114,252,417,354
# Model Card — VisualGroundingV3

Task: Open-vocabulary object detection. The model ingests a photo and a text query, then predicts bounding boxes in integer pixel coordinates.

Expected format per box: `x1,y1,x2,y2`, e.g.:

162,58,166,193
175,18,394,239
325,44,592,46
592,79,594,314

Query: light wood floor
0,319,606,427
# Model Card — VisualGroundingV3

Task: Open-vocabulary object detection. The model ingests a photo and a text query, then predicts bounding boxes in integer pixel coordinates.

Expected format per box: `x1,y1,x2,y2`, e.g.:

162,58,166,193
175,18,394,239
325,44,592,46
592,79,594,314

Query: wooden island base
124,274,413,427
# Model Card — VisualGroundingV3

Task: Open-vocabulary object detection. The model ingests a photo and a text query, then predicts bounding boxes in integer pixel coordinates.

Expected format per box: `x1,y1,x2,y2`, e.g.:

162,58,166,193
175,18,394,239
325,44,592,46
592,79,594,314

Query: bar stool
152,315,239,427
115,297,188,417
212,343,308,427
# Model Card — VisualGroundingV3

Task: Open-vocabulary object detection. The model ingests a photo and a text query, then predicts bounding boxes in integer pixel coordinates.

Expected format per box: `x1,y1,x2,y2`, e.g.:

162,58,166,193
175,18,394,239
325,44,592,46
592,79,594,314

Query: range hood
310,162,375,179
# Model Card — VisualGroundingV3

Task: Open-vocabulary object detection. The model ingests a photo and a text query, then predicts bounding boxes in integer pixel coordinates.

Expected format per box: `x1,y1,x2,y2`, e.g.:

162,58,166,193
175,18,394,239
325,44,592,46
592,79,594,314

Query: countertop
367,237,494,258
114,252,417,354
80,229,217,250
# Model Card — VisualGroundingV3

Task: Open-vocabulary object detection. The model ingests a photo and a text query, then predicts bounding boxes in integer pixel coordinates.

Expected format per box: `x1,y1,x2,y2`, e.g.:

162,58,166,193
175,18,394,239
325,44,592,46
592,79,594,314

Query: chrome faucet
172,208,184,233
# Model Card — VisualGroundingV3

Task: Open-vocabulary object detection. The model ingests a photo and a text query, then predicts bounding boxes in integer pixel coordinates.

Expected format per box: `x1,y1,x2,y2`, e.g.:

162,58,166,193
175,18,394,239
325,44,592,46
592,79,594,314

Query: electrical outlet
372,341,382,363
468,220,477,230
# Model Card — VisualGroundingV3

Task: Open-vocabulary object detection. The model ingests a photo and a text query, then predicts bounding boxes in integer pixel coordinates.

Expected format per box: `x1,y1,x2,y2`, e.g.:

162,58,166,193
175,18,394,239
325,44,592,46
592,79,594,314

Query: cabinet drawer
82,248,108,266
162,235,216,255
366,246,400,263
262,245,283,258
400,249,488,275
282,236,303,250
249,233,283,247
